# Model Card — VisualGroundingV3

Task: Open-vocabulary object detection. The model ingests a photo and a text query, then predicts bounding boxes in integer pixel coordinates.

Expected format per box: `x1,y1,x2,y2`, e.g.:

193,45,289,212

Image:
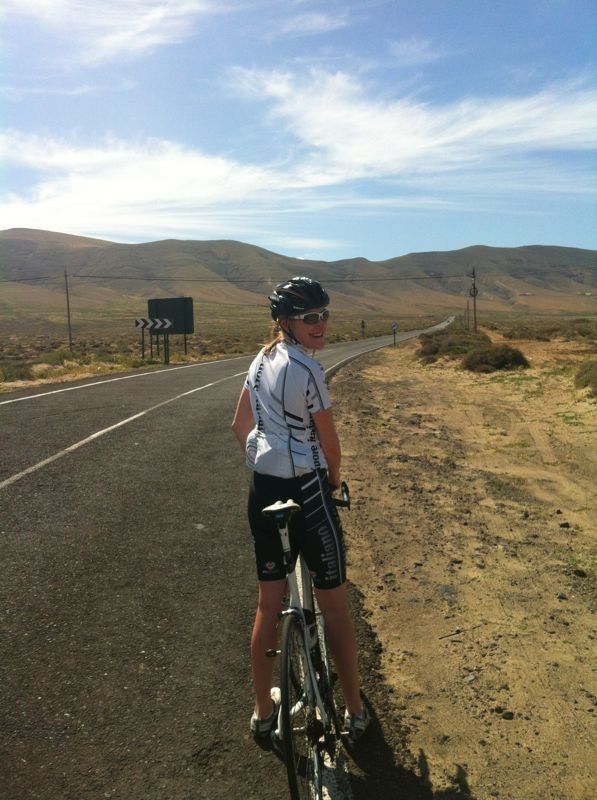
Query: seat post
262,499,301,576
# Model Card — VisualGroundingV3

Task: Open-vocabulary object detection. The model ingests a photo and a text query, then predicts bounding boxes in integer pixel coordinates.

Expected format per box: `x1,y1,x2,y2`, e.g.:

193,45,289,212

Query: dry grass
485,315,597,342
575,359,597,397
0,313,430,391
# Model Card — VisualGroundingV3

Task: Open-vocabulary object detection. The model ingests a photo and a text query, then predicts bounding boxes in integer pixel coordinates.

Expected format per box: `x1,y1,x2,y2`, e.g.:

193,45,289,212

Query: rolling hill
1,228,595,337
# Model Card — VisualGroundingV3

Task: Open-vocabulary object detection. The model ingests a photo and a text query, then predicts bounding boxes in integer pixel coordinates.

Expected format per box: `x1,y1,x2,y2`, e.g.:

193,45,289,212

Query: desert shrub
44,349,71,366
504,317,597,342
94,352,120,363
462,344,530,373
419,338,440,357
417,329,491,362
0,362,34,382
567,318,595,338
121,357,146,369
575,360,597,397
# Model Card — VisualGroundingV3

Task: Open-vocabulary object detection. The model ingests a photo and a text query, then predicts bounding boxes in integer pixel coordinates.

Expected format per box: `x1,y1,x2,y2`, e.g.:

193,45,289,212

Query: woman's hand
327,471,341,492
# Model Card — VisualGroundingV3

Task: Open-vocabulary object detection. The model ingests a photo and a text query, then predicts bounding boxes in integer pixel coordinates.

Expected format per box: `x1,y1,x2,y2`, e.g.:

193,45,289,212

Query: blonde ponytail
263,322,285,354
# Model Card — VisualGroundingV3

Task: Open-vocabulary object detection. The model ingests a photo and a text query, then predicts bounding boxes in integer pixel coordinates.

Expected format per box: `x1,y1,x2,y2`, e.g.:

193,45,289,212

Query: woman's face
284,306,329,350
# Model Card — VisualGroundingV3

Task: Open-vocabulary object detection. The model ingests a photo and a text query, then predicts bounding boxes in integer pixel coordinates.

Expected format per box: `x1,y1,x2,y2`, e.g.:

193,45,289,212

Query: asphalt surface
0,325,449,800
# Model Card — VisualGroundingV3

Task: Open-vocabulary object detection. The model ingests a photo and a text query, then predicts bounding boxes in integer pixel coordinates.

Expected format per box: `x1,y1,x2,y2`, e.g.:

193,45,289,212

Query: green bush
44,349,72,366
0,362,35,382
418,329,491,361
575,360,597,397
504,317,597,342
94,352,120,363
462,345,530,373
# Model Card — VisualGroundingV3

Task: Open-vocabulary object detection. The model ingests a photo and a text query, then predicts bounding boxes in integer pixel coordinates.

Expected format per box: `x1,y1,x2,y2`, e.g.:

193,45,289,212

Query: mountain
1,228,595,336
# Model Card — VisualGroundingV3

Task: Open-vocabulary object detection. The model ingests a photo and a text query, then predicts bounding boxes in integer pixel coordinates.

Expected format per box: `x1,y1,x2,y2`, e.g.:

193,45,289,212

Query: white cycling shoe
343,703,371,741
250,687,281,738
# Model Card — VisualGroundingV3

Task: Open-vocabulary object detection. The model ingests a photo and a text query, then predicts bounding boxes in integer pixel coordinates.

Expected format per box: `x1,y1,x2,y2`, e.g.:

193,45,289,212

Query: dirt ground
332,333,596,800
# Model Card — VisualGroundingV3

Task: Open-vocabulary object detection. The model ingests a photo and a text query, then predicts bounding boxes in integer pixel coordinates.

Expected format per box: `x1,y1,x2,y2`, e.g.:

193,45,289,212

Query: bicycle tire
280,613,323,800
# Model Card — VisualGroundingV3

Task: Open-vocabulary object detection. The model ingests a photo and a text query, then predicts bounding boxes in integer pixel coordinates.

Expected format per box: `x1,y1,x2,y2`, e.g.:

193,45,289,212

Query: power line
0,275,57,283
1,272,466,284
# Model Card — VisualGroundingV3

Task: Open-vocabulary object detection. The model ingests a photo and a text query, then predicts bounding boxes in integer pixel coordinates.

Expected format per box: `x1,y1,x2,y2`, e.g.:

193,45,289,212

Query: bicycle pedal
265,649,280,658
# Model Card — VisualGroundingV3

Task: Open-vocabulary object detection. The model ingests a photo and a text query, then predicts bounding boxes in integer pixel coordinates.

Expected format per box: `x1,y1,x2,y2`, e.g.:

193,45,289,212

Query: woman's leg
314,583,363,716
251,579,287,718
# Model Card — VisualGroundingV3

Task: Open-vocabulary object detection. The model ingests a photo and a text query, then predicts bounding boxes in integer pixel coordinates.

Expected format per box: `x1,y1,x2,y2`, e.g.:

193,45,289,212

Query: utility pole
64,270,73,352
469,268,479,333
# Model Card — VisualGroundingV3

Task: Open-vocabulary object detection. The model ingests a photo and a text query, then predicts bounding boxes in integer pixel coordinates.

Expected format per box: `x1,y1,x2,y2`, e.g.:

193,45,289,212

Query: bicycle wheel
280,613,323,800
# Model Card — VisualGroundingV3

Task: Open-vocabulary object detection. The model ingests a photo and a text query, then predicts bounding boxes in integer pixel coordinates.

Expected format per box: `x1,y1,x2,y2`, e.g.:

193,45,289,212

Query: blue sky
1,0,596,260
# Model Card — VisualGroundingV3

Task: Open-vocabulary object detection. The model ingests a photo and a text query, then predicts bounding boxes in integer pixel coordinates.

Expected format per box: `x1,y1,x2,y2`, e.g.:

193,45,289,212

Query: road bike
261,483,351,800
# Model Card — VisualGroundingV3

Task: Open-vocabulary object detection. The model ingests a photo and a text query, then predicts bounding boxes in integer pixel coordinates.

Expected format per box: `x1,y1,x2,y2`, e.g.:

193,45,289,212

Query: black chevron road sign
135,318,173,330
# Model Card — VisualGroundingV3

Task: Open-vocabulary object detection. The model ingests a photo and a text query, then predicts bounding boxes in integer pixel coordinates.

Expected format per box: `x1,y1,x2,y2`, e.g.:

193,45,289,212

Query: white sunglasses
288,308,330,325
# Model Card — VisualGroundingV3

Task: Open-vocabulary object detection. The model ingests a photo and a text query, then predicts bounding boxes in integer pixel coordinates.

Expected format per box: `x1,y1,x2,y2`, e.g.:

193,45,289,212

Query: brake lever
333,481,351,510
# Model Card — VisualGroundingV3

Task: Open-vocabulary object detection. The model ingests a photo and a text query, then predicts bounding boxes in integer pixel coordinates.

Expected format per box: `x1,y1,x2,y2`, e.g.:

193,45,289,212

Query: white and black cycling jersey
244,340,331,478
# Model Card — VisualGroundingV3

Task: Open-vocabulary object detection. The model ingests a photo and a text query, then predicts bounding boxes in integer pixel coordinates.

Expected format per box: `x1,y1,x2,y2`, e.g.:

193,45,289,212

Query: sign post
469,269,479,332
135,298,195,364
392,321,398,346
148,297,194,364
135,318,173,363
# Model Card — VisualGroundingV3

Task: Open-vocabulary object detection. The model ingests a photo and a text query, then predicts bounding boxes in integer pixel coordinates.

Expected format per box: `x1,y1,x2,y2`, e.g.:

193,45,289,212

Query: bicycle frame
262,484,350,800
272,509,330,742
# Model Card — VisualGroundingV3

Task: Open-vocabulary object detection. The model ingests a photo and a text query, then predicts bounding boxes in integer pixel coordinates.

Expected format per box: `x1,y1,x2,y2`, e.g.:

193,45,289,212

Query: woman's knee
314,583,350,618
256,579,287,617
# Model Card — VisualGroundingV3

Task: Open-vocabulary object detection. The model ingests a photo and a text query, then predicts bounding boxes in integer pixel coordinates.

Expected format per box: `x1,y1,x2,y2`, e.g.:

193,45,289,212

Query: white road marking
2,322,451,491
0,355,249,406
0,371,246,491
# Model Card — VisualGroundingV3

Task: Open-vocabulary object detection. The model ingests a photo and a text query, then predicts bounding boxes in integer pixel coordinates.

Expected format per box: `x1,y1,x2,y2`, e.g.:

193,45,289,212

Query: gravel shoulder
332,335,596,800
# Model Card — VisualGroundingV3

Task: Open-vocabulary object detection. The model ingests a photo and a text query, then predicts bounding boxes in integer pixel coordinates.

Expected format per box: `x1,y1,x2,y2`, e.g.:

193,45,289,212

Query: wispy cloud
0,84,94,101
234,68,597,185
388,36,448,66
276,11,350,38
0,126,462,243
1,0,227,65
2,68,596,245
0,130,292,240
0,79,137,101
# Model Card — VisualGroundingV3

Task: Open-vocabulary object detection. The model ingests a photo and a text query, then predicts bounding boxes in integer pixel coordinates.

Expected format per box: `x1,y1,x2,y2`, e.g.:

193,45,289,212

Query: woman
231,276,370,741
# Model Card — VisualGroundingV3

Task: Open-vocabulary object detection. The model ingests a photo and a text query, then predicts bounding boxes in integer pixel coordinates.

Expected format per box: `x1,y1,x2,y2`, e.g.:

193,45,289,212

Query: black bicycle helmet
269,276,330,320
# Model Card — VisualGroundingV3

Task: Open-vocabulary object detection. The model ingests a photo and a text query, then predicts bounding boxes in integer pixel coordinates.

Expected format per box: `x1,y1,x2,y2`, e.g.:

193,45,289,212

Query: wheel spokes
282,616,324,800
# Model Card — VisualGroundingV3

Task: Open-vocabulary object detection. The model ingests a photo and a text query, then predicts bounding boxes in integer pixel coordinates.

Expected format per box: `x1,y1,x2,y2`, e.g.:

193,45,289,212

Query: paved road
0,323,450,800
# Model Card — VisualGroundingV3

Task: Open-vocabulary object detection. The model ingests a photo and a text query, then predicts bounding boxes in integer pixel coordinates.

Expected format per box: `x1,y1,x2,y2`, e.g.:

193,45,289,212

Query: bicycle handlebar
333,481,351,510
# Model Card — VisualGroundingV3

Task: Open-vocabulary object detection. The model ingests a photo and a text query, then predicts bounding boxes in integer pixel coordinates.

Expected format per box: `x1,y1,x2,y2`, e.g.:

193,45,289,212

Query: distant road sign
392,322,398,331
135,318,173,330
148,297,194,335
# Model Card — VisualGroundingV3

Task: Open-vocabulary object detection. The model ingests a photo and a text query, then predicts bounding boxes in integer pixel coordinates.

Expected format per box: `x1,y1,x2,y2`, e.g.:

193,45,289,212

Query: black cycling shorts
248,469,346,590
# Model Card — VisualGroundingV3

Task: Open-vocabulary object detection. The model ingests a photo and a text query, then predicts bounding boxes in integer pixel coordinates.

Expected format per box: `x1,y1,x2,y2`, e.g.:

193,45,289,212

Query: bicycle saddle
261,499,301,518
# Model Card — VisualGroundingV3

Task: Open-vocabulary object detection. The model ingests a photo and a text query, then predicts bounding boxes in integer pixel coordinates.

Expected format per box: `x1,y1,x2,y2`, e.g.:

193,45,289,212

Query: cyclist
231,276,370,742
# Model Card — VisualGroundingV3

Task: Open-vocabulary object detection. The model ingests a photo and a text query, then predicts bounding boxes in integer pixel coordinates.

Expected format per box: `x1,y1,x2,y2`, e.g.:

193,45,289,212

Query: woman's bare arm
231,387,255,450
312,407,341,490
